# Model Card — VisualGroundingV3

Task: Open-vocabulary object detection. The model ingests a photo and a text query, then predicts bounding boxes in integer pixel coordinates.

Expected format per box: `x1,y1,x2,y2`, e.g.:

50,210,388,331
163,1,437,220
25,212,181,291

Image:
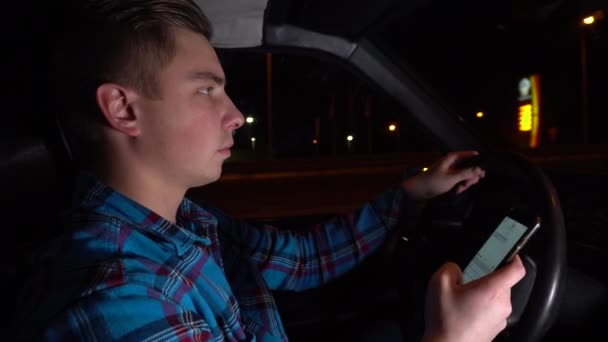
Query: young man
18,1,525,341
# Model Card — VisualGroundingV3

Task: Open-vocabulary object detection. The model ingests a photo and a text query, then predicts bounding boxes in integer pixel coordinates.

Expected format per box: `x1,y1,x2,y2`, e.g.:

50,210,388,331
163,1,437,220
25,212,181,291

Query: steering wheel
394,151,567,342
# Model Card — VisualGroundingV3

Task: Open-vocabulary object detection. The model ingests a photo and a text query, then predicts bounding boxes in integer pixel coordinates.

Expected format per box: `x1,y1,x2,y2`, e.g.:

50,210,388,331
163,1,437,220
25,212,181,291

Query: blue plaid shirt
18,173,408,341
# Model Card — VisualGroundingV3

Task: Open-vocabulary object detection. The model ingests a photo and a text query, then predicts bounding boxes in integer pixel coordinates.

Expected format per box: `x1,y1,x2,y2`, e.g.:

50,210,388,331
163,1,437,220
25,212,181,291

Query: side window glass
218,50,437,161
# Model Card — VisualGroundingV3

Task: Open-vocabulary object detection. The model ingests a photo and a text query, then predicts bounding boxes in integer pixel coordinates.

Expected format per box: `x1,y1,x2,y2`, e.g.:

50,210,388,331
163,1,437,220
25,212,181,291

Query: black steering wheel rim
497,151,567,341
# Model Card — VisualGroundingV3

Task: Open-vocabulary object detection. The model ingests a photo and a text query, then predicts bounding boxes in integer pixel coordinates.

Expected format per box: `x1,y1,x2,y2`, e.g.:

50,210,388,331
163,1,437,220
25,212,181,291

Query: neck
95,162,186,224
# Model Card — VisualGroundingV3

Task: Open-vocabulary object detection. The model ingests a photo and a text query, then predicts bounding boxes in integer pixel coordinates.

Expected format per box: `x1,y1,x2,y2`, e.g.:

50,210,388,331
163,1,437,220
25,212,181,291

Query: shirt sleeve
41,286,219,342
237,186,409,292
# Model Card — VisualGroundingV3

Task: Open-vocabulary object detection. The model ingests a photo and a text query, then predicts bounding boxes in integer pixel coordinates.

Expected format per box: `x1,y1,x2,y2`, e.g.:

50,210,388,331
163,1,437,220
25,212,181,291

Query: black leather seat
2,6,73,334
2,114,74,335
2,127,68,250
2,0,71,240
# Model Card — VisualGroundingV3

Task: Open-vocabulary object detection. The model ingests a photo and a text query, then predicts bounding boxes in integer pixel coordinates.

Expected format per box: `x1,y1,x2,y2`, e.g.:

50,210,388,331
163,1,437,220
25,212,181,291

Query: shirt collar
73,171,216,256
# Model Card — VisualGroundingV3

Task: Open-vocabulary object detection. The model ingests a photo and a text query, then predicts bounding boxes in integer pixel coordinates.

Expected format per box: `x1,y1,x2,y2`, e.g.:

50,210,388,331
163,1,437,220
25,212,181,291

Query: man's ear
96,83,141,137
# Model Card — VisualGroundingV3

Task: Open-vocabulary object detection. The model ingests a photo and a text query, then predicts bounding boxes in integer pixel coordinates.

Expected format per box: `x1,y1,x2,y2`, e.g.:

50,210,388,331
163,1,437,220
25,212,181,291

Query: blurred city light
250,137,256,151
246,116,255,124
346,135,354,142
388,124,397,132
516,75,541,148
476,112,484,118
582,10,605,26
518,104,532,132
422,167,429,172
312,139,318,145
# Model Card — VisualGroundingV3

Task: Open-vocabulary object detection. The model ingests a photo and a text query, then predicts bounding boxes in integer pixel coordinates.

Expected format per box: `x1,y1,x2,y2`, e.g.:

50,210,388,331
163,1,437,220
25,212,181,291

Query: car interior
5,0,608,341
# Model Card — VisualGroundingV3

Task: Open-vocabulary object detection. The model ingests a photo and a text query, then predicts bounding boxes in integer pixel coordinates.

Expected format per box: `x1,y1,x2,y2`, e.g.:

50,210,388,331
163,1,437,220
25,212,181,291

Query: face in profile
133,27,244,188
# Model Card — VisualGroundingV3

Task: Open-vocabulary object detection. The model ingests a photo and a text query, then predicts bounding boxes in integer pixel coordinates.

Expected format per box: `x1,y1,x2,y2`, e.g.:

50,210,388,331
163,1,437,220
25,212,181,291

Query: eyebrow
187,71,226,87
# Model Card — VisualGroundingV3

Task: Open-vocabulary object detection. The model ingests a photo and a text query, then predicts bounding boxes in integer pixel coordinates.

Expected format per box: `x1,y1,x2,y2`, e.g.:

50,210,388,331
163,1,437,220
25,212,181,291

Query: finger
455,175,482,194
480,255,526,289
495,287,512,310
452,165,484,184
494,318,509,334
443,150,479,168
495,289,514,323
434,151,477,171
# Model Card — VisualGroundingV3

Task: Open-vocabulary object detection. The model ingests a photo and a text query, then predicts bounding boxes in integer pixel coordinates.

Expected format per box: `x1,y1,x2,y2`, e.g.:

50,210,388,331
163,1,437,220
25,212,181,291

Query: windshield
370,0,607,150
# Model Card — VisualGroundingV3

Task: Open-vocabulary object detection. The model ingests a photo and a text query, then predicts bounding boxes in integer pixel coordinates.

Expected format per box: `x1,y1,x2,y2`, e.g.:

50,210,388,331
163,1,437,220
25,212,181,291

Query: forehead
162,27,224,80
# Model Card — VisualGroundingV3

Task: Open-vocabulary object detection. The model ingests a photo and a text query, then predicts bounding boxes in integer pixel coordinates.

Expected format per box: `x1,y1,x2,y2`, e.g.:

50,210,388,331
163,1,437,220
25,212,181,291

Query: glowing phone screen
462,216,528,284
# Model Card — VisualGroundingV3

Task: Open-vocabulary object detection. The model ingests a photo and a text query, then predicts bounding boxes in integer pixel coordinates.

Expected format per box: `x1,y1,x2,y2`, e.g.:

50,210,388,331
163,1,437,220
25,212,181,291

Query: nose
224,95,244,131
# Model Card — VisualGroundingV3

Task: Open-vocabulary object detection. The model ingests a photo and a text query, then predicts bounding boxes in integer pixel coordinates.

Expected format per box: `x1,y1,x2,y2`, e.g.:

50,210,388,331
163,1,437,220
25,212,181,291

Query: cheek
175,113,219,159
145,98,220,163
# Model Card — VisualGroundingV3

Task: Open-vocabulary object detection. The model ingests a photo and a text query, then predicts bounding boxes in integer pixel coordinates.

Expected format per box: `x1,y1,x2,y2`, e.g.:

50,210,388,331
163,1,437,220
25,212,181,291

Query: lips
218,142,233,157
219,143,233,151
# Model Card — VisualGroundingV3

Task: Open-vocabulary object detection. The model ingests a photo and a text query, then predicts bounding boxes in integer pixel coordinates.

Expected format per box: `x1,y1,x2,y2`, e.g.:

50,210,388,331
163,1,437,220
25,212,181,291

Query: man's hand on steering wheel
402,150,486,201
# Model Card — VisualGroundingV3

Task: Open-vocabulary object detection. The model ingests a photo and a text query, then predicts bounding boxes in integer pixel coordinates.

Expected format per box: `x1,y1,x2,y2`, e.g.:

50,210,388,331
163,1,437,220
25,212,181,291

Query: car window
191,49,441,220
370,0,608,148
217,49,438,161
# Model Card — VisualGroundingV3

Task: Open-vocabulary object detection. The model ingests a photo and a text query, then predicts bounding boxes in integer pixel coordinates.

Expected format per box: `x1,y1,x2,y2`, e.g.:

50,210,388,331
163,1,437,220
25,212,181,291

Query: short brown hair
53,0,213,164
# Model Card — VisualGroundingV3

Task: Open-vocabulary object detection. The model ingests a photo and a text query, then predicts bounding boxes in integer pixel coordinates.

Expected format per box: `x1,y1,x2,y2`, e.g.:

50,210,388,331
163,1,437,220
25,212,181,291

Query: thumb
431,262,464,289
474,255,526,290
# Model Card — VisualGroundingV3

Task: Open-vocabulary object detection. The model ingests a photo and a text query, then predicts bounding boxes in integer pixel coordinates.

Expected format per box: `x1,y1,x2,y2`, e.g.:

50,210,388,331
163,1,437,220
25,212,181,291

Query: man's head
55,0,244,187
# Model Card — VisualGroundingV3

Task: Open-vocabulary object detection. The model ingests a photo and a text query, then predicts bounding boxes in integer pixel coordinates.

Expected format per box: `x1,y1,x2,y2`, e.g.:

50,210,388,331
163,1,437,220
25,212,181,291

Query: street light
579,9,604,143
346,135,354,153
582,9,605,26
246,116,255,124
388,124,397,132
476,112,484,118
583,16,595,25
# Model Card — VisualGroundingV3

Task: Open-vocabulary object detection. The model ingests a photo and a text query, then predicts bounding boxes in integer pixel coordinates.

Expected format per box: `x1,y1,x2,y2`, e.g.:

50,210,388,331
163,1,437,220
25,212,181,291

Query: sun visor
195,0,269,48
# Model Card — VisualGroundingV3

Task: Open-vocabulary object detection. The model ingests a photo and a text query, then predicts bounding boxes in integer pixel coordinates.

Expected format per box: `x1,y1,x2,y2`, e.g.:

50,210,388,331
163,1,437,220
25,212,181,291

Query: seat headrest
0,123,71,253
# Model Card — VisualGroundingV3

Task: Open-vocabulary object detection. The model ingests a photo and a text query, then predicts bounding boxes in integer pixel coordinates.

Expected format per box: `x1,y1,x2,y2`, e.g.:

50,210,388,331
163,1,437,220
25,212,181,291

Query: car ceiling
199,0,432,47
264,0,431,41
199,0,603,48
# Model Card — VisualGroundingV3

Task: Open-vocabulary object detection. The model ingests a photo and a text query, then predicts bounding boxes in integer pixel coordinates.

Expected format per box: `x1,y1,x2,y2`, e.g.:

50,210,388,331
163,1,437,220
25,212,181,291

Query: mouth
219,143,233,150
218,143,233,156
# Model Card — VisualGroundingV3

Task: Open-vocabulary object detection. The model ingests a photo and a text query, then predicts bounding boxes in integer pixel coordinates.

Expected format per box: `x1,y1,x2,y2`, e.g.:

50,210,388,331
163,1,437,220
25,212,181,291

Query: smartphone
461,212,541,284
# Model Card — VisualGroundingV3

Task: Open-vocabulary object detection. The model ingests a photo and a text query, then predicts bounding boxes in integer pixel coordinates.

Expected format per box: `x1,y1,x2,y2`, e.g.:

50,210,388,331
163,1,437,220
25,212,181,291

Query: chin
198,167,223,187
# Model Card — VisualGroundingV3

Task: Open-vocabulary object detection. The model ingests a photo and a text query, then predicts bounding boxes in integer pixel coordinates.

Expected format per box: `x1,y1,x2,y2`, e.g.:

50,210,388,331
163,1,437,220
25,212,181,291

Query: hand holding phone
462,213,540,284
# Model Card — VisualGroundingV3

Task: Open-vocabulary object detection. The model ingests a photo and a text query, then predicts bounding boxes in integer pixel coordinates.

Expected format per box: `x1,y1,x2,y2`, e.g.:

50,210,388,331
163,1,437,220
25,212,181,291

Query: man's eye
198,87,213,95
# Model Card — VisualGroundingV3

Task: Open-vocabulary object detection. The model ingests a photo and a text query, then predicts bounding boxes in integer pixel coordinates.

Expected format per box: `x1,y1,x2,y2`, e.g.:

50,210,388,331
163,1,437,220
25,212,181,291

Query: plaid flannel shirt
18,173,408,341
